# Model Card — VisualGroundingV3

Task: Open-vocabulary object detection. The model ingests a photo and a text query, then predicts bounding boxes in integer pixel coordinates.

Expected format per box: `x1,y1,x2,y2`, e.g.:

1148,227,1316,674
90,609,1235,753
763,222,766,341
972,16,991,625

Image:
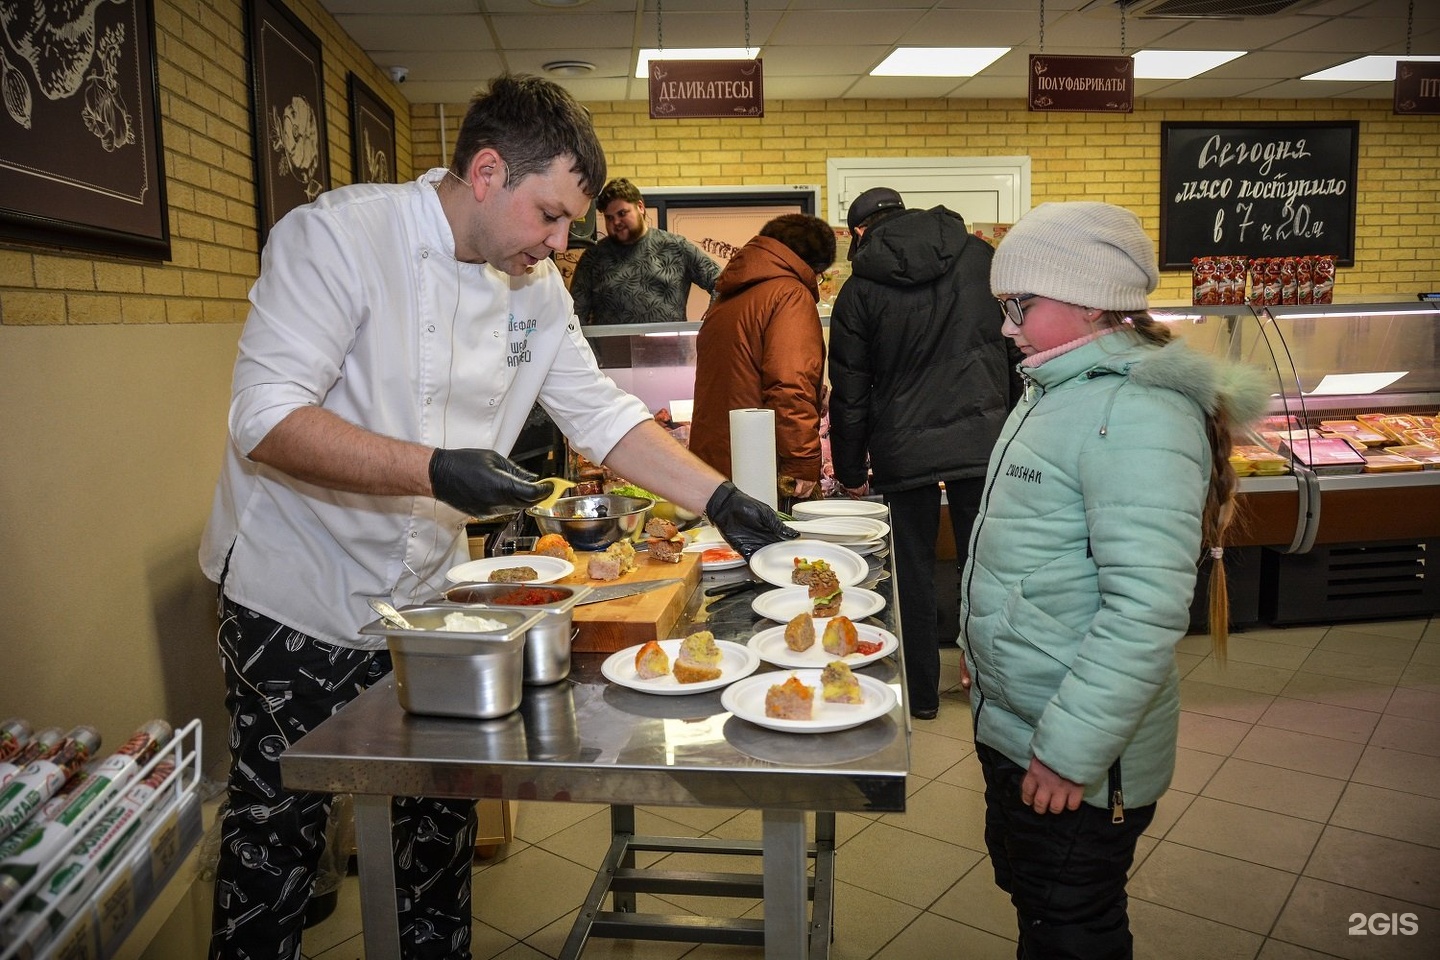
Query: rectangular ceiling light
1304,55,1440,82
635,47,760,78
1132,50,1246,80
871,47,1009,77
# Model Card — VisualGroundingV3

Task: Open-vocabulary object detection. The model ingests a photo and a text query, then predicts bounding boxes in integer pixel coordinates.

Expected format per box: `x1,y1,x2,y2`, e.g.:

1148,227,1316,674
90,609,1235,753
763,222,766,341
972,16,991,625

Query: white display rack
0,719,203,960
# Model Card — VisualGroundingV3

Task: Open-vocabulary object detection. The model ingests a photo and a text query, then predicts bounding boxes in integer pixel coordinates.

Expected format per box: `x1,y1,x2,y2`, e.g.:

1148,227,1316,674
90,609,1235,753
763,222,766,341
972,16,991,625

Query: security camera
387,66,409,84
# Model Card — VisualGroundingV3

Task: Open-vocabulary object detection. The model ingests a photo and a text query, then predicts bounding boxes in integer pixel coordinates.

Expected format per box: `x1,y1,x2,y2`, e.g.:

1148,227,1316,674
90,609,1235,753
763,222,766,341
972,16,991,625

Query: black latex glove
429,448,550,518
705,481,798,559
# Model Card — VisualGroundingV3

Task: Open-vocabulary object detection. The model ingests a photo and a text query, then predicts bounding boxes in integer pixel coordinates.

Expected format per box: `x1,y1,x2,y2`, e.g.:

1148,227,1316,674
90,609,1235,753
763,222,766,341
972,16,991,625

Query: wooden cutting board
560,550,702,652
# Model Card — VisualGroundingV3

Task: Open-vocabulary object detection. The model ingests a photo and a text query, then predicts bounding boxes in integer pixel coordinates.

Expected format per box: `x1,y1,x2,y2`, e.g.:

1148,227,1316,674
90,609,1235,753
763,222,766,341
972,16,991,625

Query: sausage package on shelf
0,720,203,960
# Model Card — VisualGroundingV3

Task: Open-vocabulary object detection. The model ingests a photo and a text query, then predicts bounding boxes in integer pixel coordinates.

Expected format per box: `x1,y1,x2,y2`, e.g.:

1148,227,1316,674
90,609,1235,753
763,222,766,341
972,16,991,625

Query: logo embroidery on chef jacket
507,313,536,367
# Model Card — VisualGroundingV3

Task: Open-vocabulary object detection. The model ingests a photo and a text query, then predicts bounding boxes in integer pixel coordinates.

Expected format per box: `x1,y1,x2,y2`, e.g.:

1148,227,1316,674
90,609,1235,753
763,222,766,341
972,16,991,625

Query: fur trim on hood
1125,340,1271,430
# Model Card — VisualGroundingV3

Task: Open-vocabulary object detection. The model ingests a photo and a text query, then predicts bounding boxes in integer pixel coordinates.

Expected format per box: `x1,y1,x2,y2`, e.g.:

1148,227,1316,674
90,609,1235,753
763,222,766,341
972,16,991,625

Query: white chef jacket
200,169,652,648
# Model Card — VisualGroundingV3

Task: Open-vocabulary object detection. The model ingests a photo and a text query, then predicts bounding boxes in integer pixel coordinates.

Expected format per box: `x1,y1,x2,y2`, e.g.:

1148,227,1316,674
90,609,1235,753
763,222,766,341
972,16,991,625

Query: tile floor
294,616,1440,960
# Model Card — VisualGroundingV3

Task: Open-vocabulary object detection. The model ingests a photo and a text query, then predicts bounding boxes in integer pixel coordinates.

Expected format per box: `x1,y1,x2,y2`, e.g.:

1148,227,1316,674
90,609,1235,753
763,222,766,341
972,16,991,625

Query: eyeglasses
999,294,1037,327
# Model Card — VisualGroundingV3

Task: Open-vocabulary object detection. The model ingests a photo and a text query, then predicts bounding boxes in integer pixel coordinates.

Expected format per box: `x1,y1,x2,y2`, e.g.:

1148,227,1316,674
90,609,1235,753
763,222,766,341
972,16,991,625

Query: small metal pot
358,606,543,719
440,582,591,685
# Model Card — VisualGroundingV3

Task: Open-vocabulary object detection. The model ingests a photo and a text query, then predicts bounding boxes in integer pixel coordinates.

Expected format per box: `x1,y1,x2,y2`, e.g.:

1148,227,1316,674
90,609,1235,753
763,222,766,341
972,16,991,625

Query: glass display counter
1155,301,1440,623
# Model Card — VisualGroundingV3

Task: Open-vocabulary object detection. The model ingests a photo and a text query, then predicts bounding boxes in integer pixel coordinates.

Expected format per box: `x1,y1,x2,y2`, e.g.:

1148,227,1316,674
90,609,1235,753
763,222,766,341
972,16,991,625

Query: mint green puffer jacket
959,333,1268,809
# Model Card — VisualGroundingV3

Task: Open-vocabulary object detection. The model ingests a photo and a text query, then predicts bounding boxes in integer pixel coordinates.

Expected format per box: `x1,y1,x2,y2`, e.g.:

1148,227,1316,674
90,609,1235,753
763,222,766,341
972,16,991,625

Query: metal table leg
354,793,401,959
762,809,808,959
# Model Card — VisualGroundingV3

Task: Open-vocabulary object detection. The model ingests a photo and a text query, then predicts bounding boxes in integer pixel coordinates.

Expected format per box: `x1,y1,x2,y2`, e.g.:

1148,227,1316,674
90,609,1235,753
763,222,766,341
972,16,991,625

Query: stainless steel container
440,582,592,685
526,494,653,550
358,606,544,718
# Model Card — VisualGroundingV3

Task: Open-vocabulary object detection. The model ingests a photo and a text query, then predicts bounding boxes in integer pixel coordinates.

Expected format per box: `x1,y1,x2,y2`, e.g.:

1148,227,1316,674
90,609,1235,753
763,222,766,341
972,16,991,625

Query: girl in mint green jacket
961,202,1267,959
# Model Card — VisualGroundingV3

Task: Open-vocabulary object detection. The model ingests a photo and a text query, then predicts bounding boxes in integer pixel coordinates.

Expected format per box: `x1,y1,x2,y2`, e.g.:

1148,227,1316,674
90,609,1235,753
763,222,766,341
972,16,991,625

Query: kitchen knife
575,578,684,605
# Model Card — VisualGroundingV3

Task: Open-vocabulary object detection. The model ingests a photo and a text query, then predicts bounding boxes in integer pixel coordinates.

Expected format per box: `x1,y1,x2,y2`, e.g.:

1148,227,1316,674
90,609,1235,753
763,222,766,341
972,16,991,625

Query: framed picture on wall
0,0,170,259
348,73,396,183
246,0,330,246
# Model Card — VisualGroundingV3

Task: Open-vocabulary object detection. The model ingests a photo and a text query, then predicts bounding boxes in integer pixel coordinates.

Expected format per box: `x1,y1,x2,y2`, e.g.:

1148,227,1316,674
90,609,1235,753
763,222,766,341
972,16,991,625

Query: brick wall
0,0,411,328
414,97,1440,304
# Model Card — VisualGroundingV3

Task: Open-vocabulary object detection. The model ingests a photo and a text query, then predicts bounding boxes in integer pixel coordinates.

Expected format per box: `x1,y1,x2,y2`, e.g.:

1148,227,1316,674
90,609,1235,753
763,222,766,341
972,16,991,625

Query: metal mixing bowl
526,494,653,551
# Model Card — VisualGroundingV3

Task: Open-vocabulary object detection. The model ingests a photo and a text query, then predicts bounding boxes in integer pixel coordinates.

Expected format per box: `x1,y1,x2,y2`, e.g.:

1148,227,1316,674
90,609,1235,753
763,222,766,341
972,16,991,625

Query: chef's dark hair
451,74,607,197
759,214,837,276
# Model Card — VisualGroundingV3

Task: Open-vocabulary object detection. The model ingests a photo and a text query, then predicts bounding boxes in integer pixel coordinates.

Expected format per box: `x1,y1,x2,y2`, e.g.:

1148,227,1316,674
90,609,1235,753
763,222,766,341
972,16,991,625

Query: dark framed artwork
0,0,170,259
347,73,396,183
247,0,330,246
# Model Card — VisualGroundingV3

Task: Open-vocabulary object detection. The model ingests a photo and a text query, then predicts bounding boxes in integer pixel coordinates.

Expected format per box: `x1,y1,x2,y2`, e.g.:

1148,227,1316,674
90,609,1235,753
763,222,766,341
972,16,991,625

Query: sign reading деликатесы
649,60,764,119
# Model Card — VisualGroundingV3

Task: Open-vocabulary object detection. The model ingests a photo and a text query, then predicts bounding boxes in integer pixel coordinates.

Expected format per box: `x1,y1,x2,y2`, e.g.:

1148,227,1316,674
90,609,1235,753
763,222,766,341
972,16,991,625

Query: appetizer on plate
765,675,815,720
823,616,859,656
673,630,723,683
809,569,842,617
488,565,539,583
791,557,832,587
821,661,863,704
634,640,670,680
784,612,815,652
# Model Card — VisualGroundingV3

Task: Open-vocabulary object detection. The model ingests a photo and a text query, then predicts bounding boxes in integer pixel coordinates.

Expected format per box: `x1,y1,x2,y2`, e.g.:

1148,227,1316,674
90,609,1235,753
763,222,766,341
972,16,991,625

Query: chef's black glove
705,481,798,559
429,448,549,517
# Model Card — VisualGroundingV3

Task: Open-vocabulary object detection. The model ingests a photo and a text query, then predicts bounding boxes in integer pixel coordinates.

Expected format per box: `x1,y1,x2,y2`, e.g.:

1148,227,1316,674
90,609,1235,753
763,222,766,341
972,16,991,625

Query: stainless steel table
281,544,909,959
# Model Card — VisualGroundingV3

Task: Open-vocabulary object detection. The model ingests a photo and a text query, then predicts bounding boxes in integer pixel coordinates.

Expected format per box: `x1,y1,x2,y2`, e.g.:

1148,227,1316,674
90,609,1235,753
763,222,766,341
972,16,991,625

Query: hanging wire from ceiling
1120,4,1128,57
656,0,664,54
1038,0,1045,54
1405,0,1414,57
745,0,752,55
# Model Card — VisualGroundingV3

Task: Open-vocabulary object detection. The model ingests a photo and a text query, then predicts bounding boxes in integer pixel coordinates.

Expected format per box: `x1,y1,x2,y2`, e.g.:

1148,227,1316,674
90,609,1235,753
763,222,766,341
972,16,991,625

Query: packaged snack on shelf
1297,256,1314,304
1262,258,1284,305
1246,259,1267,306
1312,255,1335,303
1280,257,1298,305
1191,256,1219,305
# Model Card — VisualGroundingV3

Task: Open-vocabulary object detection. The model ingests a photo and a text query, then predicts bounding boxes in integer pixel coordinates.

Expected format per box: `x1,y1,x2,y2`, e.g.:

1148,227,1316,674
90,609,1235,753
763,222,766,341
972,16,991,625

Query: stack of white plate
783,510,889,555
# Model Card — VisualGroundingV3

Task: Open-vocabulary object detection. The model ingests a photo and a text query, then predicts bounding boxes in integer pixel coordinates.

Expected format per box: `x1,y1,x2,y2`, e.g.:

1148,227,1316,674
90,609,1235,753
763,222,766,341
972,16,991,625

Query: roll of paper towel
729,408,778,510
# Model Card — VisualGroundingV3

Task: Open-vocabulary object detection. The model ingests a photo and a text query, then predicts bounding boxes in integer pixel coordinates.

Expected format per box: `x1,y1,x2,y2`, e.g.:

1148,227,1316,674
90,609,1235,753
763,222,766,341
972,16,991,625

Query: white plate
601,639,759,696
748,621,898,669
791,499,889,520
750,586,885,623
721,670,898,733
848,540,885,557
445,555,573,584
784,517,890,544
749,540,867,588
682,539,747,571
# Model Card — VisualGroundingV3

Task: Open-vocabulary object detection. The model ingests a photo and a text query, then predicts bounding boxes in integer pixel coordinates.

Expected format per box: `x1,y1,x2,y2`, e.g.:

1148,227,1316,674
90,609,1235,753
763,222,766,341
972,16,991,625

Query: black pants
884,478,983,714
210,597,478,960
977,743,1155,960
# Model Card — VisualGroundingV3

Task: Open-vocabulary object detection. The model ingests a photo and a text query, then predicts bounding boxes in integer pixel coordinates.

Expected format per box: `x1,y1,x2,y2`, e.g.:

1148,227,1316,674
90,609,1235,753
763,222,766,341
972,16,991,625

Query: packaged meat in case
1312,255,1335,303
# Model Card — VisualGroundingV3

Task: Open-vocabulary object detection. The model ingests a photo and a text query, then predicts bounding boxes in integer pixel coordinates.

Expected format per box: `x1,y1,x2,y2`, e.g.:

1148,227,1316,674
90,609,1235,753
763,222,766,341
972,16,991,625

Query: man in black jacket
828,187,1020,719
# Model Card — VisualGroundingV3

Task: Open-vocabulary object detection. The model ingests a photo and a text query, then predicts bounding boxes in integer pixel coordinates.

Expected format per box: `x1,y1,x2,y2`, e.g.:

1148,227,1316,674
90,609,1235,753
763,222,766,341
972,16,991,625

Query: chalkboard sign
1159,121,1358,270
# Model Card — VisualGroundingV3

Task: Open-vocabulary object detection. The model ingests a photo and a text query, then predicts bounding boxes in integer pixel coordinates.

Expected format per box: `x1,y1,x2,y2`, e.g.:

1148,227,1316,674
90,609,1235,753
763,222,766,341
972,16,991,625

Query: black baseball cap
846,187,905,232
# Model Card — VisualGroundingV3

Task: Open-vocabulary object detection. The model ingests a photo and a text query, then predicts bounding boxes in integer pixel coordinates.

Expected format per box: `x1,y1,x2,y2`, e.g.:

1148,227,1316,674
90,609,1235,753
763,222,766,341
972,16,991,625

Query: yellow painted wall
413,98,1440,304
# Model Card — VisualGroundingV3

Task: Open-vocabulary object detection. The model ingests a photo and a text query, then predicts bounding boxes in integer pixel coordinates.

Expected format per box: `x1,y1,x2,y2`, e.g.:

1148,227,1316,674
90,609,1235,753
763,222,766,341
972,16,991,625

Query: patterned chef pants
210,596,478,960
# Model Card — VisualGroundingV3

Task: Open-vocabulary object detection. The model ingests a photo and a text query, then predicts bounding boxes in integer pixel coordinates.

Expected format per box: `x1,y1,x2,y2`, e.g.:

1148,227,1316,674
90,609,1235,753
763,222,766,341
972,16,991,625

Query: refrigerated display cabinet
1156,301,1440,623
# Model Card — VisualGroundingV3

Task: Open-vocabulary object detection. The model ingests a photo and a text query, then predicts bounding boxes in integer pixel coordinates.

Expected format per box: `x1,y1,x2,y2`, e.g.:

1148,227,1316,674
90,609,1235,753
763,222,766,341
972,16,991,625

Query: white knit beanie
990,202,1159,311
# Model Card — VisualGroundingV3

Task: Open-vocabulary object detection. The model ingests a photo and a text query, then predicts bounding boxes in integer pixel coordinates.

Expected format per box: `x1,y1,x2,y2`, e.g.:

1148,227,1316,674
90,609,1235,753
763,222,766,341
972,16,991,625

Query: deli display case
1155,301,1440,624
